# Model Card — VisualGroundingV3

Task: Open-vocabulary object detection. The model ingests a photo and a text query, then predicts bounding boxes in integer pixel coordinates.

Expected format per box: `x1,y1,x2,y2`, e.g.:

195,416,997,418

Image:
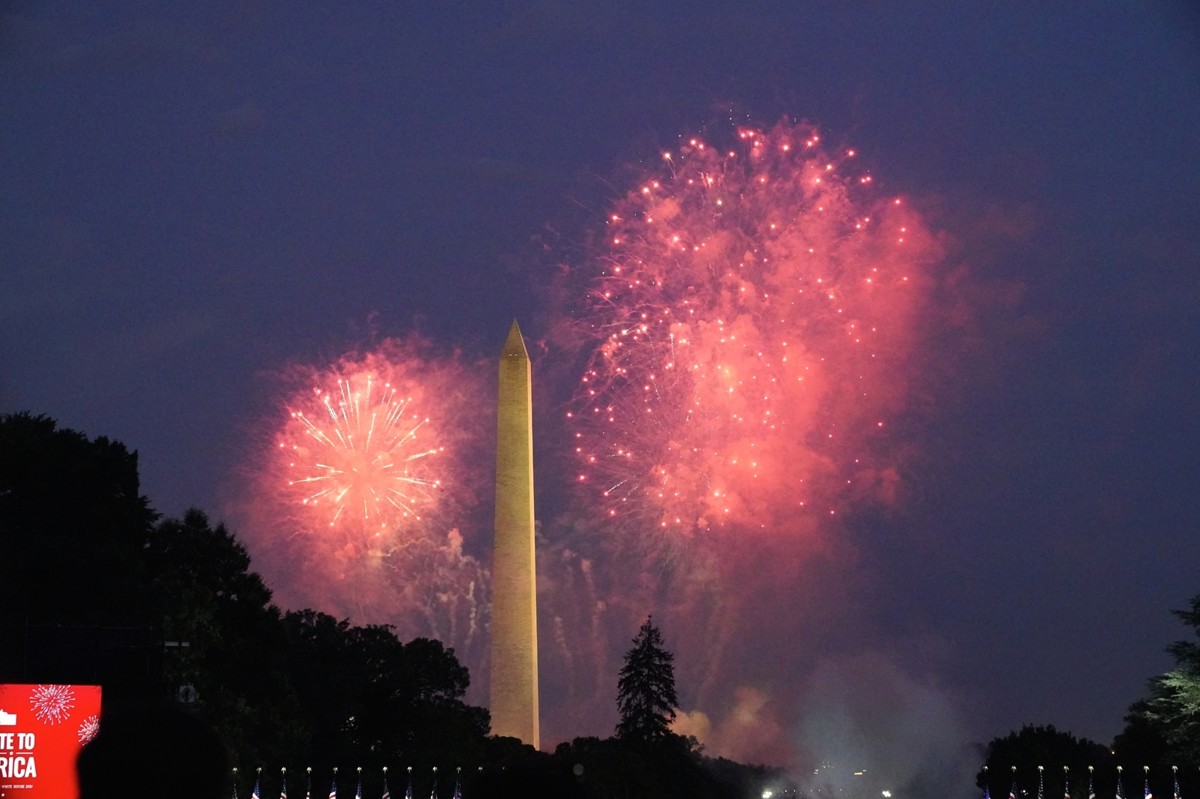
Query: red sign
0,685,102,799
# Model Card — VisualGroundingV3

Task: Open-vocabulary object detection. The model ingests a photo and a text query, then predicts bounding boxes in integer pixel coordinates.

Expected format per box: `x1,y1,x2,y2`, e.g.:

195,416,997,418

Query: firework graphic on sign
30,684,75,724
78,714,100,743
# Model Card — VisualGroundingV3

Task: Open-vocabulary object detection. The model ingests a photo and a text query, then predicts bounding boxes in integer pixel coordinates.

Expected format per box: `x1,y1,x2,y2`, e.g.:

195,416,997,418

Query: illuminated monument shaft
490,320,539,747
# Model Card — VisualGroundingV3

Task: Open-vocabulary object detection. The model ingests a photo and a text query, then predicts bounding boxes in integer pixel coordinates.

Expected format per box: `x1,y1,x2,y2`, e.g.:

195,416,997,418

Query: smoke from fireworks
232,336,493,679
568,122,943,536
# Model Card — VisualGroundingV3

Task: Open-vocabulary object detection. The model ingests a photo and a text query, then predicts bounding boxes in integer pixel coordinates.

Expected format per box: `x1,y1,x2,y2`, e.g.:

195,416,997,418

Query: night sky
3,1,1199,781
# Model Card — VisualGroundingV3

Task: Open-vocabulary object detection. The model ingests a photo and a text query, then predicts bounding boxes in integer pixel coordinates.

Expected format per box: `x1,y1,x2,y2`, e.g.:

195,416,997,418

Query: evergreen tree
616,615,678,742
1135,593,1200,764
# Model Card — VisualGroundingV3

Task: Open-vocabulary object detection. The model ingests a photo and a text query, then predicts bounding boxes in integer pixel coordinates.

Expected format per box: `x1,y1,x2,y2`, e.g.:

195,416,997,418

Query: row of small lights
987,764,1185,776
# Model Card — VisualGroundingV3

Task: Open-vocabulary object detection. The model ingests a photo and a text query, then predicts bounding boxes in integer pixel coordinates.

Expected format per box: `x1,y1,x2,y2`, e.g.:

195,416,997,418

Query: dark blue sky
3,0,1198,772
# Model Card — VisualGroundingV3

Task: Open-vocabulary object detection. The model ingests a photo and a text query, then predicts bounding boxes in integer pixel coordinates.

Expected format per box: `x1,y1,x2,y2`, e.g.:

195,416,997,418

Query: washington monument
490,320,539,747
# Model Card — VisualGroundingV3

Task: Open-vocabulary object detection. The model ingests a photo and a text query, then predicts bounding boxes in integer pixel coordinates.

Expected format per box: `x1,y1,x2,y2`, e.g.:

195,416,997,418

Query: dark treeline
977,723,1199,799
0,412,785,798
976,594,1200,797
4,410,1197,797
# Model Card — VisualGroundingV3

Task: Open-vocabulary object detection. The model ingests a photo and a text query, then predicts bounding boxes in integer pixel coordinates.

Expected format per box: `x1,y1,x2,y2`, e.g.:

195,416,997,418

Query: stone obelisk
490,320,539,748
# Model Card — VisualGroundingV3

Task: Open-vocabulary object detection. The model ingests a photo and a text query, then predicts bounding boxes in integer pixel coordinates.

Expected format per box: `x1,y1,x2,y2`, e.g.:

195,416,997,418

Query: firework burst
232,336,493,685
78,714,100,743
30,684,74,724
252,338,492,560
281,374,443,534
569,121,943,534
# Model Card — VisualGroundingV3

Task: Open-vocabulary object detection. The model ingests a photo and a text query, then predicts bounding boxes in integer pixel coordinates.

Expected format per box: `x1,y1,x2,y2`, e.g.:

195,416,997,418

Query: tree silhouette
978,725,1112,799
147,509,300,768
1129,593,1200,768
0,412,156,628
0,412,500,781
616,615,678,742
280,610,489,772
0,412,159,685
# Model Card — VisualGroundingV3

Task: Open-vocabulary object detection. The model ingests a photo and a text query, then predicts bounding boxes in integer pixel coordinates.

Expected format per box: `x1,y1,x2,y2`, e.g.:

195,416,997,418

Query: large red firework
569,122,943,534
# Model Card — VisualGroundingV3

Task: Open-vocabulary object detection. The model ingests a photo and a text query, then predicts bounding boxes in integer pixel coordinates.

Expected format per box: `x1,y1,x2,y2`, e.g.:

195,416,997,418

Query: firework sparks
569,122,942,533
78,714,100,743
281,374,443,533
30,684,74,724
232,336,493,690
252,337,490,561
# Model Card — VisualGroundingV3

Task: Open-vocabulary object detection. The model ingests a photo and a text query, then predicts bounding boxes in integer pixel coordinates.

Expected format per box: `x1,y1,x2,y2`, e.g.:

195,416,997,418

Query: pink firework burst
233,335,494,659
280,372,444,534
30,684,75,724
78,714,100,743
569,122,943,534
